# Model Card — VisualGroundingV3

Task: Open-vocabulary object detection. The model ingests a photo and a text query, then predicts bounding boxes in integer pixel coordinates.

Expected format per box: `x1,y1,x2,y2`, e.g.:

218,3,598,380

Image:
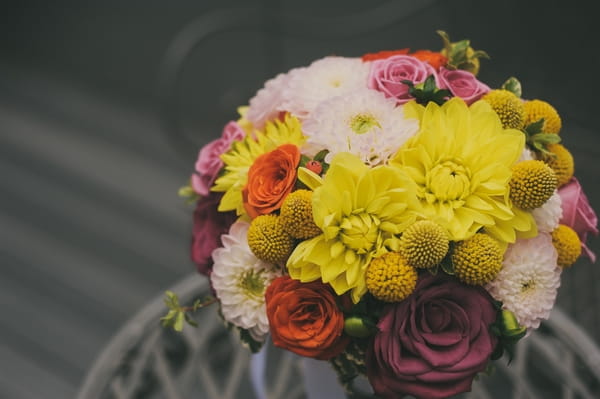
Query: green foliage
490,307,528,363
178,184,200,204
160,290,213,332
523,118,561,156
402,75,451,105
501,76,523,98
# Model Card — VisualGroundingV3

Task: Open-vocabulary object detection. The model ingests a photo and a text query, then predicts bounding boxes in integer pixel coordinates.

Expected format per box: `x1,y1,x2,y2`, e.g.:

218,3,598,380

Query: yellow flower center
339,212,380,253
425,159,471,202
238,270,265,299
349,113,381,135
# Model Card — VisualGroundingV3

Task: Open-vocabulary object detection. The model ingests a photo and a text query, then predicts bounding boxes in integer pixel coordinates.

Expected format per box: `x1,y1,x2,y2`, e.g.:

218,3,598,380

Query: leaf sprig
160,290,216,332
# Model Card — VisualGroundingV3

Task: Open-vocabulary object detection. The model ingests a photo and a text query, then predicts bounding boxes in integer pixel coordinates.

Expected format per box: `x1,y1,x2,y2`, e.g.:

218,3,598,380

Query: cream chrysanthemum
279,56,370,119
211,221,282,341
246,68,303,129
485,233,561,329
532,190,562,233
391,98,536,243
302,89,418,165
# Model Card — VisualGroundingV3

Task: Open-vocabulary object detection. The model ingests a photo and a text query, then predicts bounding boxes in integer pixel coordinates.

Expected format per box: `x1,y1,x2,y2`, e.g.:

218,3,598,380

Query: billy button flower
524,99,562,134
451,233,504,285
365,252,418,302
481,89,525,130
551,224,582,267
509,160,558,209
542,143,574,187
247,214,294,264
279,189,322,239
399,220,449,269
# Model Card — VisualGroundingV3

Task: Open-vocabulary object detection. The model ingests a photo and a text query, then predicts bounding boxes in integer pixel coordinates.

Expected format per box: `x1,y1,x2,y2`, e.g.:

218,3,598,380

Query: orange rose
410,49,448,69
242,144,300,219
361,48,410,62
265,276,349,360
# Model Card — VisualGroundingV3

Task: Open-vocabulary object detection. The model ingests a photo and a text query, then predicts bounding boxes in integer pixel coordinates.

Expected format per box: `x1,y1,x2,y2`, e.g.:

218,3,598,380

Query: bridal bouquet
167,31,598,398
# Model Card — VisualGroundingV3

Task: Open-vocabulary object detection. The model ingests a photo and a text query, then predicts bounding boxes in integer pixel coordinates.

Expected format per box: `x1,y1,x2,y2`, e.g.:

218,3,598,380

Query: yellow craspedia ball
482,89,525,130
543,144,574,187
551,224,581,268
399,220,449,269
451,233,503,285
247,214,294,264
279,189,321,239
366,252,417,302
523,99,562,134
509,160,558,209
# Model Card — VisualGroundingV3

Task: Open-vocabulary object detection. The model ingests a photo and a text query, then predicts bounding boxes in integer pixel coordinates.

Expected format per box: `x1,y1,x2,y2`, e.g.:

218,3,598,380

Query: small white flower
302,89,418,165
246,68,304,129
279,56,370,119
486,233,561,330
532,190,563,232
210,221,282,341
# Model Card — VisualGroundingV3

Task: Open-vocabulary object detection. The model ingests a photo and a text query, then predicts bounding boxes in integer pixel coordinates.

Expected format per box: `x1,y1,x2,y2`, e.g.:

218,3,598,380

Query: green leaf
184,313,199,328
313,149,329,162
440,260,455,275
501,77,522,98
238,327,264,353
174,311,185,332
524,118,545,135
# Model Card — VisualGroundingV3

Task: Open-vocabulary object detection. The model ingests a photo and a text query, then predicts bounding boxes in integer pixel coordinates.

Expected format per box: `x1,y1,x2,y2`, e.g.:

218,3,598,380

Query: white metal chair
76,272,600,399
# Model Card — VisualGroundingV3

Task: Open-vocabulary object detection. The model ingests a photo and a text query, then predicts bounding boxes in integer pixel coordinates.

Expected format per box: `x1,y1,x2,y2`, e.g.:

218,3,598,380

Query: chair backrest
76,271,600,399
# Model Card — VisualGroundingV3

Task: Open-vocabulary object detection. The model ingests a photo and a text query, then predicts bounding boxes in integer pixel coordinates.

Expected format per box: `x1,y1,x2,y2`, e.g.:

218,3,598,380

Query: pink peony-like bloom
367,55,437,105
437,67,490,105
191,192,237,276
558,177,598,262
191,121,245,196
366,274,498,399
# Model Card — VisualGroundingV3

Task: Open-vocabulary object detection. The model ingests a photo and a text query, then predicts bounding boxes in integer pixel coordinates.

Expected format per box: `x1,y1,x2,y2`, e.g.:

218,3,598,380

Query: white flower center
238,270,266,299
349,113,381,135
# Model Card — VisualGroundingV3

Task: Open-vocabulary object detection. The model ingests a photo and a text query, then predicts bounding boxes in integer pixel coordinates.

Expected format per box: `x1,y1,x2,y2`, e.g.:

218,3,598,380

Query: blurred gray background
1,0,599,398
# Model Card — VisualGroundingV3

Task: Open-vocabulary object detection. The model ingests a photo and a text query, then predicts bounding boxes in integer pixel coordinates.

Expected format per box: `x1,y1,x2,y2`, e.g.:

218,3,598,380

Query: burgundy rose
558,177,598,262
367,55,437,105
437,67,490,105
191,192,237,275
366,274,498,399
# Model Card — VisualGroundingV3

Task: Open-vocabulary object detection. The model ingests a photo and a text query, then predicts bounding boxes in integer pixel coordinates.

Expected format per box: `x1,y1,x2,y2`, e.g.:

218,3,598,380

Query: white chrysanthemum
486,233,561,330
279,56,370,119
210,221,282,341
246,68,304,129
532,190,563,232
302,89,418,165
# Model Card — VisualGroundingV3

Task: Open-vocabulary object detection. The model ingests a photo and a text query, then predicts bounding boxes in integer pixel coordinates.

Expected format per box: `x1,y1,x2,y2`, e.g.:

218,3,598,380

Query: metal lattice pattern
77,273,600,399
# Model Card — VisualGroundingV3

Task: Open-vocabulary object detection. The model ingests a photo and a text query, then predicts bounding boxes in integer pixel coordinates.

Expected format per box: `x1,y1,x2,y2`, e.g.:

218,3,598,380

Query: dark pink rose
191,121,245,196
366,274,498,399
437,67,490,105
191,192,237,275
368,55,437,104
558,177,598,262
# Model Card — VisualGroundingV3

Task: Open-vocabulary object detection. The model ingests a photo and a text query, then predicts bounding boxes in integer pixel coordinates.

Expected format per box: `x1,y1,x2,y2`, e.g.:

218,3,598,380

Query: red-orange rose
361,48,410,62
242,144,300,219
265,276,349,360
410,49,448,69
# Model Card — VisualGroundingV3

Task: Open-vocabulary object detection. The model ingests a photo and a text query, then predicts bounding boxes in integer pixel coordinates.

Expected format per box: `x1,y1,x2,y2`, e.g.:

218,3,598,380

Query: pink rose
558,177,598,262
366,274,498,399
191,121,245,196
437,67,490,105
368,55,437,105
191,192,237,275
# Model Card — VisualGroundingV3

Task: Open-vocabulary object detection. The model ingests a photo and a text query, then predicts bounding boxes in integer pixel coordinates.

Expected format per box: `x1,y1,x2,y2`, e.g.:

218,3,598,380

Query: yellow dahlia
212,114,306,215
391,98,537,243
287,152,421,303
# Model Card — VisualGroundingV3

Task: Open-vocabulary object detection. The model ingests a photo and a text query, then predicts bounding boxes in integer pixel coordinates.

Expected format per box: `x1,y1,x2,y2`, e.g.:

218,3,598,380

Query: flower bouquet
165,31,598,399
